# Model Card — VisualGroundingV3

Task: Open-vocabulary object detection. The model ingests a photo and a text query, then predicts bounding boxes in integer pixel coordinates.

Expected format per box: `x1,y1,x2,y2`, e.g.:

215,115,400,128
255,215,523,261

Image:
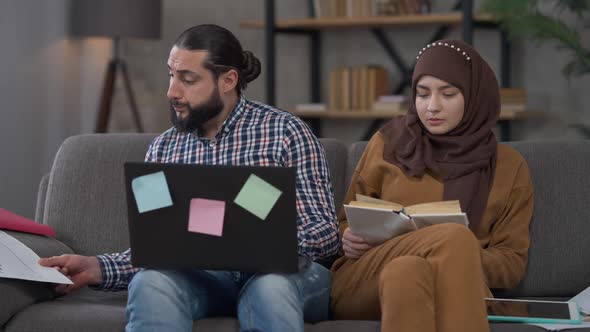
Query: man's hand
342,228,375,259
38,254,103,294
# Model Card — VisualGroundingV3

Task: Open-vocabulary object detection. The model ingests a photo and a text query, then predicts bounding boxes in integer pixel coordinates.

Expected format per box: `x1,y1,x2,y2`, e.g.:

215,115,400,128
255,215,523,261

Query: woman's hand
342,228,375,259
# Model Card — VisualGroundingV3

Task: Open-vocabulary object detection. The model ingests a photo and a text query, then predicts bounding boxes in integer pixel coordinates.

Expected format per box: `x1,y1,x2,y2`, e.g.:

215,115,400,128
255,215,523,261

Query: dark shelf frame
262,0,515,140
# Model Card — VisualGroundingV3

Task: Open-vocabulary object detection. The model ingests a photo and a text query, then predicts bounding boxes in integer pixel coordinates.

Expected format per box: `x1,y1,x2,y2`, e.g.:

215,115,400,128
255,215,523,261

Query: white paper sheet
0,231,72,284
529,320,590,331
571,286,590,315
525,286,590,330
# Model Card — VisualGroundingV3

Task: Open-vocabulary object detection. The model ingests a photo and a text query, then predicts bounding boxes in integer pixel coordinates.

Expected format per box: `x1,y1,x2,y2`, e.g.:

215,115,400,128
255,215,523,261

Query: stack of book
329,66,391,111
311,0,432,18
294,103,327,112
372,94,407,112
500,88,527,113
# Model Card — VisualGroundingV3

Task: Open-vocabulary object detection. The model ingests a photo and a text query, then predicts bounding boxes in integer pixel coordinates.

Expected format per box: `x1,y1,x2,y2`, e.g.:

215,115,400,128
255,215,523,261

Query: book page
404,200,462,216
348,200,404,212
411,213,469,229
344,205,416,244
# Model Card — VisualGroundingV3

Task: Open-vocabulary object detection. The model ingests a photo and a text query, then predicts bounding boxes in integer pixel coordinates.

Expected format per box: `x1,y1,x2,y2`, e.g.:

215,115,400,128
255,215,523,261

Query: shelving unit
241,0,534,141
240,12,496,29
290,108,544,141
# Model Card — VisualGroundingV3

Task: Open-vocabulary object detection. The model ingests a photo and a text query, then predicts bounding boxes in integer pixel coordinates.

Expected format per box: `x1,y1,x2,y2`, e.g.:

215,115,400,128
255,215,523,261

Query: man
39,24,339,332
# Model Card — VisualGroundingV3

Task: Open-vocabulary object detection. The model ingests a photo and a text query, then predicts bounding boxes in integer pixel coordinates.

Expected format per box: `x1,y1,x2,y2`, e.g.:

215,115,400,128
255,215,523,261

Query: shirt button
209,141,216,147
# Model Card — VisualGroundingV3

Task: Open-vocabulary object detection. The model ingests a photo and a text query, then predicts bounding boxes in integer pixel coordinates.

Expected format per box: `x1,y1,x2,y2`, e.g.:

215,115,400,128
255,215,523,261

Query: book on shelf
329,65,390,111
344,194,468,244
500,88,526,104
374,0,400,16
500,87,526,99
501,103,527,113
311,0,431,19
294,103,327,112
498,88,527,113
372,94,407,112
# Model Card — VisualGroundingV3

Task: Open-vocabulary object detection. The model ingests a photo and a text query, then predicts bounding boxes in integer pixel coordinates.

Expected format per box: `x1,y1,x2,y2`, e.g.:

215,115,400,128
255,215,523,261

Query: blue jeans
125,261,331,332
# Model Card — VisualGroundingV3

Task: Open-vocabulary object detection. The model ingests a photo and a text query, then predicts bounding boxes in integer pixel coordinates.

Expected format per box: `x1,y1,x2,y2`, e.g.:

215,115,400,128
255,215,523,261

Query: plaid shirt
94,96,339,291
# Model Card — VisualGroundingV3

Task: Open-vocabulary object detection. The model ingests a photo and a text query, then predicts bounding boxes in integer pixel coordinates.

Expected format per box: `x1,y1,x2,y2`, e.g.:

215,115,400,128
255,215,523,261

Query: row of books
372,89,527,113
311,0,432,18
301,75,527,113
329,66,391,111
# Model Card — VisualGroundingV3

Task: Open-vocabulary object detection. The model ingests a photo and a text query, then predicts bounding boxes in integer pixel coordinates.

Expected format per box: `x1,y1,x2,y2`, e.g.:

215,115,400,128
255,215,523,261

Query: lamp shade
70,0,162,39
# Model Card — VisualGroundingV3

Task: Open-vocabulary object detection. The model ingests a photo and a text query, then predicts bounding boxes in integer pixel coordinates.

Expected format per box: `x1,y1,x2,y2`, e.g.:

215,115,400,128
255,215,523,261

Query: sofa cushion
4,289,380,332
505,140,590,297
4,289,128,332
44,134,157,255
346,141,368,188
319,138,347,211
35,173,49,223
0,231,74,327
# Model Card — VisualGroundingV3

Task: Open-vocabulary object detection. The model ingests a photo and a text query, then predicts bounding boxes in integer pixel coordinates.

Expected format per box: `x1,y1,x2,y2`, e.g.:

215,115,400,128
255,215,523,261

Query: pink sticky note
188,198,225,237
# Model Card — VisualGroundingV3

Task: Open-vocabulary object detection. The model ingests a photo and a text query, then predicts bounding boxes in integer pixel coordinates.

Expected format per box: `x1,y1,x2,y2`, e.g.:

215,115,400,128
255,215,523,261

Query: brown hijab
379,39,500,232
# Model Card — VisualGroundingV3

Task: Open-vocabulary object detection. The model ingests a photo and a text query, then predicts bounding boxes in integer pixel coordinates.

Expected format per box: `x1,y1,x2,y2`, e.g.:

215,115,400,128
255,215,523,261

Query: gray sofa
1,134,589,332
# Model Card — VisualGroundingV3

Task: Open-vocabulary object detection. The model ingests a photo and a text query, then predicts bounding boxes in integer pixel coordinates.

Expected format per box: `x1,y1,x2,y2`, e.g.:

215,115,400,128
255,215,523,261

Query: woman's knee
379,256,431,286
433,223,479,252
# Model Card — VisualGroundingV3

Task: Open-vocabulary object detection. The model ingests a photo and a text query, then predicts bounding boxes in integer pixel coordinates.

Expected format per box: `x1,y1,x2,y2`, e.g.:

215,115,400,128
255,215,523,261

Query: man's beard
169,87,224,133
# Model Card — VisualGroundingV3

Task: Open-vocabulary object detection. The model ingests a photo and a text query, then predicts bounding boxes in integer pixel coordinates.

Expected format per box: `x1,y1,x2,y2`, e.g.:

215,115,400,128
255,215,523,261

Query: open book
343,194,469,244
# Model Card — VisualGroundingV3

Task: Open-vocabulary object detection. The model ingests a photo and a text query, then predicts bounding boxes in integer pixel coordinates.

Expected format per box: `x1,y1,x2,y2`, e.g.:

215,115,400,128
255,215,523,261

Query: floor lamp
70,0,162,133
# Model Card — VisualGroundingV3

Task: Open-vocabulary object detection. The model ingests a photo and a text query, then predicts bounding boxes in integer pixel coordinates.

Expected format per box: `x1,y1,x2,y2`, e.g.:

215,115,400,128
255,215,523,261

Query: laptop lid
124,162,298,274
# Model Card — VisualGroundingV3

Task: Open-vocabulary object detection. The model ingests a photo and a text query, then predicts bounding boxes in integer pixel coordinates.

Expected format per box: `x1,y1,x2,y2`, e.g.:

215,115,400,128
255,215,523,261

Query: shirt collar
217,94,247,137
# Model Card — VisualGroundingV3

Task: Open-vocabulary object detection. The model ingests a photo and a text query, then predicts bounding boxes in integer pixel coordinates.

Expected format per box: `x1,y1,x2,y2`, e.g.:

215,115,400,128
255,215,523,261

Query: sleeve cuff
89,254,118,291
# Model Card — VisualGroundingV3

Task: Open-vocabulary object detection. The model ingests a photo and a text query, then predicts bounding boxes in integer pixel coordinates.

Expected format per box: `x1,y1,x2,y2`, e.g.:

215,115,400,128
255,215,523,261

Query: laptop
123,162,298,274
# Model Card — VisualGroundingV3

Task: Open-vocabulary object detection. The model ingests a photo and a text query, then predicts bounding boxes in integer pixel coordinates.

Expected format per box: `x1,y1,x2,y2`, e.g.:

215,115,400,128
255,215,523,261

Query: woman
330,40,534,332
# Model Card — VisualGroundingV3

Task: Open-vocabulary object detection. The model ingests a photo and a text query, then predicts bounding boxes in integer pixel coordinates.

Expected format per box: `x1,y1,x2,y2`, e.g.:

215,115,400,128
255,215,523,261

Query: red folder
0,208,55,237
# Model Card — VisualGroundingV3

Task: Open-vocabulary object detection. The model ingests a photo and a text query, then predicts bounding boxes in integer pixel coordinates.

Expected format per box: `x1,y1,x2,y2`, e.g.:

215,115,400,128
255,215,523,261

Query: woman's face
415,75,465,135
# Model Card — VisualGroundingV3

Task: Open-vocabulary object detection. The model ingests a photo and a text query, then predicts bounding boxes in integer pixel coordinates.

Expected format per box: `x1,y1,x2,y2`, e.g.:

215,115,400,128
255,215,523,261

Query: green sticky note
131,171,173,213
234,174,282,220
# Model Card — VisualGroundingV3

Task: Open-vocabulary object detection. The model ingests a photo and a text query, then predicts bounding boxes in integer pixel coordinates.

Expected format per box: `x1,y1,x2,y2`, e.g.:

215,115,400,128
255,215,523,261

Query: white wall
0,0,70,218
0,0,108,218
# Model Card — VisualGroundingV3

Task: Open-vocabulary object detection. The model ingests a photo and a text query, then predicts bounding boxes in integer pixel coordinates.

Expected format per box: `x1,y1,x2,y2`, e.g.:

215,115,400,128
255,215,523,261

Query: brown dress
331,132,534,332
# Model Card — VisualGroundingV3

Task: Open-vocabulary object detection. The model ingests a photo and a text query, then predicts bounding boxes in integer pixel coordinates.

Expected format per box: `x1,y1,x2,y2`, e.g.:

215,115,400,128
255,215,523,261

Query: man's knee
246,274,298,300
129,269,184,298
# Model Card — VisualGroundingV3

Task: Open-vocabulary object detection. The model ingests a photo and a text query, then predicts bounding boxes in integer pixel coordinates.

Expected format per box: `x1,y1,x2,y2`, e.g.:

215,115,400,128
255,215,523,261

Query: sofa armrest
0,231,74,327
35,173,50,223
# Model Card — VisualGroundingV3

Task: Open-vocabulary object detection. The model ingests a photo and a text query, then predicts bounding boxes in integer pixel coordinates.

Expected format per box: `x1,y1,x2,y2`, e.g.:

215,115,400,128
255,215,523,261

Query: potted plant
482,0,590,136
